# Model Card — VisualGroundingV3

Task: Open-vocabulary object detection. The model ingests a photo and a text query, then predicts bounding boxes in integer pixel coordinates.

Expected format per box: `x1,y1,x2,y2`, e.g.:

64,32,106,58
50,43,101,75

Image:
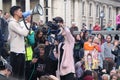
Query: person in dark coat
74,34,84,63
70,22,78,35
30,44,46,80
111,40,120,69
0,17,9,59
0,58,12,80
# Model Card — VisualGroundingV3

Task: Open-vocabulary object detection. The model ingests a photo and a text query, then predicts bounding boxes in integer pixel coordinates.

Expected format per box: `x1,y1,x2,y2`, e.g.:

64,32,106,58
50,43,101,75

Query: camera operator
54,17,75,80
111,40,120,69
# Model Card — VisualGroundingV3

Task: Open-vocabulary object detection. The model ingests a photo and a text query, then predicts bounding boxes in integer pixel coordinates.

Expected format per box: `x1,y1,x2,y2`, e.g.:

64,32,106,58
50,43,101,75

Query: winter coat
111,44,120,69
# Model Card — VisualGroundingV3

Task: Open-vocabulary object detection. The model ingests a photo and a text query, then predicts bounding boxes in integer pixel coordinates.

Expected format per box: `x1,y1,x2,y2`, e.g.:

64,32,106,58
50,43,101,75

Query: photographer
111,40,120,69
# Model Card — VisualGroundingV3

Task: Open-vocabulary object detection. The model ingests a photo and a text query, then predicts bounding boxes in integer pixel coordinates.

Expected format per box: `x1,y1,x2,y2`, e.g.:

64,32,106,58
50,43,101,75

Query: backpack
27,30,35,46
22,17,35,46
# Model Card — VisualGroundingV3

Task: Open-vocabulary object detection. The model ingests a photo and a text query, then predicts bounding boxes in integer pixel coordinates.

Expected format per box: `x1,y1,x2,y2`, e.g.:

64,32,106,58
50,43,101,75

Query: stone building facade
0,0,120,30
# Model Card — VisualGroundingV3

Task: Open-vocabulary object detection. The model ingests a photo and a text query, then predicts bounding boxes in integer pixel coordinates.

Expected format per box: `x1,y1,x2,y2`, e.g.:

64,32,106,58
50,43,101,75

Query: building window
109,7,111,19
82,2,85,15
103,6,105,18
89,3,92,16
96,5,99,17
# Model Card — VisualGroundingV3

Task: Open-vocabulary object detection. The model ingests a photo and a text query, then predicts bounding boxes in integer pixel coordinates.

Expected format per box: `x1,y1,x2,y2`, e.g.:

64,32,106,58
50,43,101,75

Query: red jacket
93,25,101,31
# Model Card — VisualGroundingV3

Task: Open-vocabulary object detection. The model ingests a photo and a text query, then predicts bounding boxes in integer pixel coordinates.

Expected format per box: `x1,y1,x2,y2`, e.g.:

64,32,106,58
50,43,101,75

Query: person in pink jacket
55,17,75,80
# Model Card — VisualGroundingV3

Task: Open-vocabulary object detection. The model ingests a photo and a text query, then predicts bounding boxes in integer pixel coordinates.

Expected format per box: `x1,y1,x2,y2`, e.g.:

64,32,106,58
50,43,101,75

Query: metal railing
73,30,120,39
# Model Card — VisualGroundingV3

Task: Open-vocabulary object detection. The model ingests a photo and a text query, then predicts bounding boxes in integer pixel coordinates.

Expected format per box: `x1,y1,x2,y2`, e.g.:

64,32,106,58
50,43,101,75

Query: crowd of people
0,6,120,80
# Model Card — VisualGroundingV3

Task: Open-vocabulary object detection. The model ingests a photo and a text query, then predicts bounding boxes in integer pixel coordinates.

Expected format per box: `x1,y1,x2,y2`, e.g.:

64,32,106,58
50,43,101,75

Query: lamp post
45,0,48,23
100,11,105,30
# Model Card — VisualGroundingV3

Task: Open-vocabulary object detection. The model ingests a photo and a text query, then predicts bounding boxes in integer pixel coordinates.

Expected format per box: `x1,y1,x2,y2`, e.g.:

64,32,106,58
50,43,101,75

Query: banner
84,50,99,70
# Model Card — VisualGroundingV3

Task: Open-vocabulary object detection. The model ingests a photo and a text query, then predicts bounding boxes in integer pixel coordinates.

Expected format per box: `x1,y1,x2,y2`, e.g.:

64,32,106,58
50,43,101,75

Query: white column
39,0,45,22
11,0,16,6
64,0,67,23
25,0,30,11
0,0,3,10
113,7,116,29
85,1,89,29
56,0,64,19
66,0,72,27
79,0,82,30
48,0,52,21
111,6,113,21
104,5,107,26
74,0,79,27
93,1,96,27
106,5,109,27
52,0,66,24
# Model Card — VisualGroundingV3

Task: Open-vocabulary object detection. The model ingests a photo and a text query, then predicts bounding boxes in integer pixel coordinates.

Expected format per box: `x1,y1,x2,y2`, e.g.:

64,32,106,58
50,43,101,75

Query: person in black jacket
0,17,9,59
74,34,84,63
0,58,12,80
30,44,47,80
111,40,120,69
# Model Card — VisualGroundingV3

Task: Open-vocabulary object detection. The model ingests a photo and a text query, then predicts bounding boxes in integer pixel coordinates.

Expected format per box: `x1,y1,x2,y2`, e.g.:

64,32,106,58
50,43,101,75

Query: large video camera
43,17,63,36
42,17,64,44
46,21,60,35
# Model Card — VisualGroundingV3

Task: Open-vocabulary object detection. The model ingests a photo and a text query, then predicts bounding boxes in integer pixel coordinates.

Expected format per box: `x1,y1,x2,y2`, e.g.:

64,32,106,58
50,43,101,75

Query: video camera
46,21,60,35
41,17,64,44
42,17,63,36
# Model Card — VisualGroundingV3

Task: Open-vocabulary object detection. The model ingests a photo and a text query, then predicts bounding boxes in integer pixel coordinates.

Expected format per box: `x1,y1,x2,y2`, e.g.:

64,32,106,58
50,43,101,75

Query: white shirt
8,18,29,54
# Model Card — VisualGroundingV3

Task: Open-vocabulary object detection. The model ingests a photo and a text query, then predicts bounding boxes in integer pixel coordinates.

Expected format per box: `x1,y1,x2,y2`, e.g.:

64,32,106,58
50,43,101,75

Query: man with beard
101,34,115,74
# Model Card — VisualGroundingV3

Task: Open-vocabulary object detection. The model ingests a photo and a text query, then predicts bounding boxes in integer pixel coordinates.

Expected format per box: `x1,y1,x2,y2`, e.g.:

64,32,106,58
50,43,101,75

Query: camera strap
22,16,30,61
22,16,30,31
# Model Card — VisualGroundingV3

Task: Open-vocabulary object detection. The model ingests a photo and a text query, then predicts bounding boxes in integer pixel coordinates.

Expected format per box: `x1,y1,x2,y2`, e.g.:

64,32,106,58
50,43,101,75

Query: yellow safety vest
25,31,34,61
